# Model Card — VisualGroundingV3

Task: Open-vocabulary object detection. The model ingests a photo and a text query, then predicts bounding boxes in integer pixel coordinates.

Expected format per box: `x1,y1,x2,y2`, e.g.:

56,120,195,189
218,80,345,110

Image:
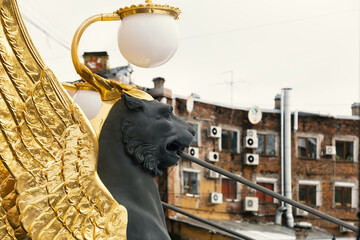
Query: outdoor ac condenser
207,151,219,162
325,146,336,155
244,153,259,165
246,129,257,137
244,136,258,148
188,147,199,158
207,170,220,179
209,126,222,138
244,197,259,212
209,192,223,204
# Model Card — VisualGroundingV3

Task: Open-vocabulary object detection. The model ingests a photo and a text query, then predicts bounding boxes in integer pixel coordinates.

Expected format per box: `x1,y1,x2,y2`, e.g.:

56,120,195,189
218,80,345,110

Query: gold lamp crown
116,0,181,20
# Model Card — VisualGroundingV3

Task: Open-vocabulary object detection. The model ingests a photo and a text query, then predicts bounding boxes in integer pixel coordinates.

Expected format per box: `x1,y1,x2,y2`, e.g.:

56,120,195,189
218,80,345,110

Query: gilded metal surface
115,1,181,20
71,13,154,102
0,0,129,239
62,82,97,91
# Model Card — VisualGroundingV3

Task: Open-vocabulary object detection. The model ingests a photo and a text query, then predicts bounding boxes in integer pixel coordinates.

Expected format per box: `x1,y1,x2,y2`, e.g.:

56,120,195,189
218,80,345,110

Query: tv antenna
212,70,245,106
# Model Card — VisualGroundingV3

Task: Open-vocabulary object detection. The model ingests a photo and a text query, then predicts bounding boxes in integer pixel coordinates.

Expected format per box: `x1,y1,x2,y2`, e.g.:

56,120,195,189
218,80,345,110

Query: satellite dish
186,95,194,113
248,106,262,124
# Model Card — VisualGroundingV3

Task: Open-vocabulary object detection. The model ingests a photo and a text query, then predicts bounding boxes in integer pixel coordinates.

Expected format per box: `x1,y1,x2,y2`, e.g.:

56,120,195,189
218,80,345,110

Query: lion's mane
121,121,162,176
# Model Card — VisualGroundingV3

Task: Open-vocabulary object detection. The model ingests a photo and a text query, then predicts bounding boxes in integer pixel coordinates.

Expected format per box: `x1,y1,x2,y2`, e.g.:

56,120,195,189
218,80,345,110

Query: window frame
298,137,317,159
297,180,321,207
334,182,357,208
333,136,358,163
221,175,240,202
335,186,352,208
296,132,323,160
299,184,317,206
256,134,276,156
255,177,278,204
335,140,354,161
182,168,200,197
219,127,240,153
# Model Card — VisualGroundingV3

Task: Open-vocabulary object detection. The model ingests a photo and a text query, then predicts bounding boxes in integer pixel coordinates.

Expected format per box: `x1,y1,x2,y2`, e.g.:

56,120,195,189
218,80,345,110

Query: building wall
166,97,359,237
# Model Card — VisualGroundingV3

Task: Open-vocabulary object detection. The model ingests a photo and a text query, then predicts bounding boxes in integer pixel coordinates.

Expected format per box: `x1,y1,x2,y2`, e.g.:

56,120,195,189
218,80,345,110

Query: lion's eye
165,112,171,119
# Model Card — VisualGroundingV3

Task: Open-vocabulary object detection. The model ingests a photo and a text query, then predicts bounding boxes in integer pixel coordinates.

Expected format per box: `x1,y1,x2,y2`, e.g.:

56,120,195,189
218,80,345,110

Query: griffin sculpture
0,0,193,239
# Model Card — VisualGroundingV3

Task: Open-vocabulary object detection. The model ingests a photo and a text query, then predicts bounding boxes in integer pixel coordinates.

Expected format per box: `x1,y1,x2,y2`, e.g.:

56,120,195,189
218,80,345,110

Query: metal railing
162,202,253,240
172,152,359,234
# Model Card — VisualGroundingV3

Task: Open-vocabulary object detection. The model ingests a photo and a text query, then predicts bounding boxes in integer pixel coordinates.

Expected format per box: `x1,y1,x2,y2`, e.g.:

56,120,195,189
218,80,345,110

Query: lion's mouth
166,141,185,156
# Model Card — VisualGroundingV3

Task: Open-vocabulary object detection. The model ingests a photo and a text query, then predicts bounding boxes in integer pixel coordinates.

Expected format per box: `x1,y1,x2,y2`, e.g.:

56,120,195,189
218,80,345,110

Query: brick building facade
150,79,360,238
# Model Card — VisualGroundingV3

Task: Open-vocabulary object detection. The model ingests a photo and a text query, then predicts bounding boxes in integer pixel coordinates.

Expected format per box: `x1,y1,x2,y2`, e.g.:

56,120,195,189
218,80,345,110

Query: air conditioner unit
209,126,221,138
245,136,258,148
244,153,259,165
207,151,219,162
246,129,257,137
325,146,336,155
244,197,258,212
296,208,308,216
209,192,223,204
207,170,220,179
188,147,199,158
340,223,354,233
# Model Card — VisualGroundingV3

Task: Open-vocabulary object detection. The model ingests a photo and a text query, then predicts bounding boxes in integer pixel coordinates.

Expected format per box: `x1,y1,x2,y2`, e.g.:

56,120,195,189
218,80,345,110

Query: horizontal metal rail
179,152,358,233
162,202,254,240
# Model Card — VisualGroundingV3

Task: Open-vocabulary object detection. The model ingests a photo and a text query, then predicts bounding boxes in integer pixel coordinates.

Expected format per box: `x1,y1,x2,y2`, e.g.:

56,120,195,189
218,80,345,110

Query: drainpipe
275,206,287,225
276,92,285,225
283,88,294,228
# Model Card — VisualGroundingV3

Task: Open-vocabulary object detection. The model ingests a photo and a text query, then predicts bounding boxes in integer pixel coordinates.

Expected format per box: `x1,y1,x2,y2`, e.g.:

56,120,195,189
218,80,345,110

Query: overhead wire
22,13,71,51
181,8,359,41
22,0,73,41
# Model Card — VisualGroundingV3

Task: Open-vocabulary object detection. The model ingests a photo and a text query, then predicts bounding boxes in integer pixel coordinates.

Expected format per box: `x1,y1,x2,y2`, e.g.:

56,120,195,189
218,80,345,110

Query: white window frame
188,121,202,147
219,126,240,153
221,175,241,202
255,176,278,204
296,132,323,160
334,182,357,208
298,180,321,207
255,130,279,157
333,136,358,163
182,168,201,197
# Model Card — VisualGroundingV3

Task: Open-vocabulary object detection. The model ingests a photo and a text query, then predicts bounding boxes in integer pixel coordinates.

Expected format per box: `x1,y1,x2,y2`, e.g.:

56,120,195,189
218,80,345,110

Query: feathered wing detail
0,0,127,239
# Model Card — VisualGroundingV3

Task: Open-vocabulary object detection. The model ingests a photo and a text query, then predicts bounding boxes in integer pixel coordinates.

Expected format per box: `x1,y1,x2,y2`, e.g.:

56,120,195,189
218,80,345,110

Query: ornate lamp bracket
71,13,122,101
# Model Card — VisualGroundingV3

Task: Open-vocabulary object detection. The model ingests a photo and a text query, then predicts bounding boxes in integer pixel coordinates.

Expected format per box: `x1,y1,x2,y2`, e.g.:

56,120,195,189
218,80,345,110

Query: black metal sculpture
97,94,195,239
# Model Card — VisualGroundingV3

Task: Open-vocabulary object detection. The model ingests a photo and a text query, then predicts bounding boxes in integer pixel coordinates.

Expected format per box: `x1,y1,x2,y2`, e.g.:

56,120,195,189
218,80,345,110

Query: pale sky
17,0,360,116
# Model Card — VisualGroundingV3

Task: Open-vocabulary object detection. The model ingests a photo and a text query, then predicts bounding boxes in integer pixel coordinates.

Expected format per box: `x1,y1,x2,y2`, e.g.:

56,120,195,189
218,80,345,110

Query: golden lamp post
71,0,181,101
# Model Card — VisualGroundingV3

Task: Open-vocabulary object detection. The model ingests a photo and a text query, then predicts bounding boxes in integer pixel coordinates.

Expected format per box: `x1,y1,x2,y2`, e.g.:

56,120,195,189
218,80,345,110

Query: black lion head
119,94,195,176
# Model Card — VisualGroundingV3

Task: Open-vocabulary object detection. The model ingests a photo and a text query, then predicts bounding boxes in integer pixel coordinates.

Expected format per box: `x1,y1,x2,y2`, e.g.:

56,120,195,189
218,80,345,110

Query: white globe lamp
118,13,179,68
116,1,181,68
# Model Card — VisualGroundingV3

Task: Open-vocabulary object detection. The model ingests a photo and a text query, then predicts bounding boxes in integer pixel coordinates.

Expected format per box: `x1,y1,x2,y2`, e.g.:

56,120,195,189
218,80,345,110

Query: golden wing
0,0,127,239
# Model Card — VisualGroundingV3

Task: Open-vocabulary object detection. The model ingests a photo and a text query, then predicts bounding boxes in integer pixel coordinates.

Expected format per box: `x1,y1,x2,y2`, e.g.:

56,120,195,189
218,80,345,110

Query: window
256,183,274,203
256,134,276,156
183,171,199,195
299,184,317,206
221,130,238,152
189,123,199,146
335,187,352,208
298,137,317,159
221,178,237,200
298,180,321,206
336,141,353,161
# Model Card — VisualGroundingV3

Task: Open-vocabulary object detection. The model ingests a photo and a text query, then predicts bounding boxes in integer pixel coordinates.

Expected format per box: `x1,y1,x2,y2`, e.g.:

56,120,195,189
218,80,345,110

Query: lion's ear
122,93,144,111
